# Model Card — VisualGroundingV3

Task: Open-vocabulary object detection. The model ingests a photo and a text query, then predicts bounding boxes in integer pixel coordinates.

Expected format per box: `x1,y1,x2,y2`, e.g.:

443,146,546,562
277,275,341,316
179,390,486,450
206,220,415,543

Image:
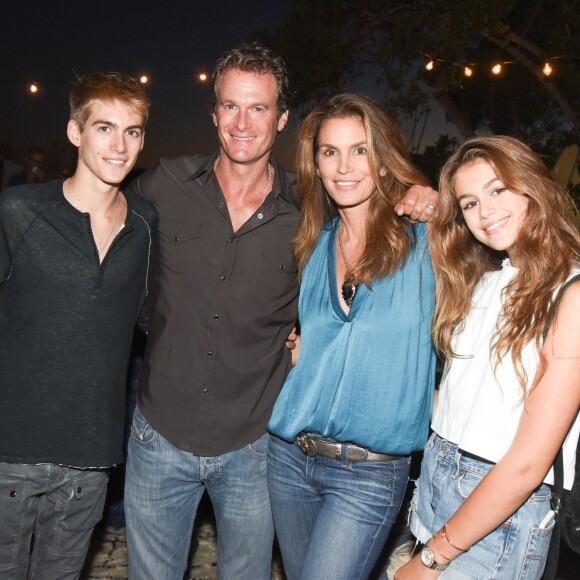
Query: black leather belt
295,433,403,462
459,449,495,466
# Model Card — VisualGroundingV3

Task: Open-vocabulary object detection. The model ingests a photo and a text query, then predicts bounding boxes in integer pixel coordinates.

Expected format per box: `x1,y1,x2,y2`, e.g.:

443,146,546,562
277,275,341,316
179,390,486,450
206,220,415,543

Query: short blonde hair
70,72,150,130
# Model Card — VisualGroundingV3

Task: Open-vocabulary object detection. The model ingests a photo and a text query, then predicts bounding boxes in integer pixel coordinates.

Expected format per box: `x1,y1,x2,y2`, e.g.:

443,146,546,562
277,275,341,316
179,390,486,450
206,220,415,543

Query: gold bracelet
441,523,471,552
438,548,452,561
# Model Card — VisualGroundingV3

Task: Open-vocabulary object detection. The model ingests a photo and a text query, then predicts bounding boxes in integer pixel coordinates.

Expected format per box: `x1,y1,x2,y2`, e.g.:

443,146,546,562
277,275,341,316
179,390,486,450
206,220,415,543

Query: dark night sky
1,0,297,169
1,0,456,173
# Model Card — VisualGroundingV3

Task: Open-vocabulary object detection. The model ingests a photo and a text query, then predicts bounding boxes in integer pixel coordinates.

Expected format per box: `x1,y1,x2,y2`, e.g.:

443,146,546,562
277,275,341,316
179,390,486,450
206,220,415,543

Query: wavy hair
210,41,291,117
431,135,580,391
294,93,429,286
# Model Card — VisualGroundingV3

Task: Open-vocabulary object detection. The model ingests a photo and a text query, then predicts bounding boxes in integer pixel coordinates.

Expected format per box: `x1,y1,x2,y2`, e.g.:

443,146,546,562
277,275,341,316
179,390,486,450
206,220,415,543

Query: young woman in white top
396,136,580,579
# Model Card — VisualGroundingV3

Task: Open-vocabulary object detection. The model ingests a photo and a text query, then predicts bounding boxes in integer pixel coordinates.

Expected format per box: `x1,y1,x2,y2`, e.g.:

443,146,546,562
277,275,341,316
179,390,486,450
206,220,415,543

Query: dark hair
69,72,150,130
210,41,291,116
26,147,45,158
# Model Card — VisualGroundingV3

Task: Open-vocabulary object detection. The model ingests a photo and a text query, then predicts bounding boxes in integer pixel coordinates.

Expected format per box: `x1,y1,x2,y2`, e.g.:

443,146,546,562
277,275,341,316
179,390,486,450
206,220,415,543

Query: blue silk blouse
268,217,436,455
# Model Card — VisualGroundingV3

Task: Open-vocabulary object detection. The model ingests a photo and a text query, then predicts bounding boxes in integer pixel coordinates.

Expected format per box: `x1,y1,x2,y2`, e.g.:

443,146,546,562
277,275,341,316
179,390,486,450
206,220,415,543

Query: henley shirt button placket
207,352,213,357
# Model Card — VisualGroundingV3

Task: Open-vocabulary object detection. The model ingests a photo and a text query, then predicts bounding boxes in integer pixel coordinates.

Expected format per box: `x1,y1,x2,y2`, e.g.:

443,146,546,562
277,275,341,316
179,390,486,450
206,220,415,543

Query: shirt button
258,213,264,219
207,352,213,357
10,490,16,498
174,236,180,242
213,314,219,319
203,388,209,394
77,486,82,494
220,276,226,281
279,265,285,272
227,238,233,244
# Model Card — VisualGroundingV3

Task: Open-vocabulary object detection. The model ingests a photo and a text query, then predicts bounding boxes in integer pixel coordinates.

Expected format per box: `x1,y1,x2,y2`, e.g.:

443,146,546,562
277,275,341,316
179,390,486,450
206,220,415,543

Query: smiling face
454,159,529,265
316,116,382,212
67,99,145,187
212,68,288,167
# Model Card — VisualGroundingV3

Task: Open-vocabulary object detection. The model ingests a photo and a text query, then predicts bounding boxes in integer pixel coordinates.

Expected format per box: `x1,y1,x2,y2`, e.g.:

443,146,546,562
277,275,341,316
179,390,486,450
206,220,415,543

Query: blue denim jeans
410,433,554,579
124,406,274,580
0,462,108,580
267,435,411,580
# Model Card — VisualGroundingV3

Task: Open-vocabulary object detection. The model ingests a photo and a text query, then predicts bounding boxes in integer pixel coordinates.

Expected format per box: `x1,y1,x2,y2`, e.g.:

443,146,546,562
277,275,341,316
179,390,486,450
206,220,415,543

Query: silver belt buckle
296,433,318,456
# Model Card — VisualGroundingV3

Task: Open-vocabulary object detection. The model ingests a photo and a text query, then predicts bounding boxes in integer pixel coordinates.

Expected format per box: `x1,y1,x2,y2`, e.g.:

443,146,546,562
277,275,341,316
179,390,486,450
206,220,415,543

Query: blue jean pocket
247,433,269,459
130,406,158,444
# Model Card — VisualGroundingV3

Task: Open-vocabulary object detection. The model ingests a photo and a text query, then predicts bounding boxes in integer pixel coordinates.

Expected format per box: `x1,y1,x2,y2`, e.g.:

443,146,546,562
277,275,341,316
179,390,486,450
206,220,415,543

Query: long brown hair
295,93,429,286
431,135,580,391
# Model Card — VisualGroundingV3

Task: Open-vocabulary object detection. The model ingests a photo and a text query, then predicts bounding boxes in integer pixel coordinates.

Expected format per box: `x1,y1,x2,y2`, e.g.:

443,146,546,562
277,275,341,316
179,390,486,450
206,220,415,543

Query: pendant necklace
97,194,120,256
338,220,359,307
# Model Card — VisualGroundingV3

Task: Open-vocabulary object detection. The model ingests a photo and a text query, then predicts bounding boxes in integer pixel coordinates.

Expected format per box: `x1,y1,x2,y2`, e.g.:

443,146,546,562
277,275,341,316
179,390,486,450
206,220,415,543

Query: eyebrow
91,120,143,130
318,140,367,149
456,177,502,202
221,99,270,109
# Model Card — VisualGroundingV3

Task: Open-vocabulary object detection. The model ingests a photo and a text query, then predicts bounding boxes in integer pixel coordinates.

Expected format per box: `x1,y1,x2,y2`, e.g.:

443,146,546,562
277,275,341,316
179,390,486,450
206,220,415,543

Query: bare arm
396,283,580,579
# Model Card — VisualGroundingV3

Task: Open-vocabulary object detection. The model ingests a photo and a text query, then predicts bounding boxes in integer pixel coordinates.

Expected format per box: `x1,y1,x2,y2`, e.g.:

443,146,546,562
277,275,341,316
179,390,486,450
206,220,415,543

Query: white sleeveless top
432,261,580,489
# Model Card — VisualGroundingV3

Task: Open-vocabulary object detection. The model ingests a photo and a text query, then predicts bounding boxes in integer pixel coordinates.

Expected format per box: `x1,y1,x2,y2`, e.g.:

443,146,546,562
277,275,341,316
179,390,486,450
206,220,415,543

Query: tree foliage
259,0,579,163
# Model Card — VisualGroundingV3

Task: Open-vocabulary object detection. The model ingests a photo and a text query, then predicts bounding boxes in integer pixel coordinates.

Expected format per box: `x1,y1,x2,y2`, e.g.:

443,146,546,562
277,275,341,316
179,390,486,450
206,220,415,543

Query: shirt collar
185,150,296,205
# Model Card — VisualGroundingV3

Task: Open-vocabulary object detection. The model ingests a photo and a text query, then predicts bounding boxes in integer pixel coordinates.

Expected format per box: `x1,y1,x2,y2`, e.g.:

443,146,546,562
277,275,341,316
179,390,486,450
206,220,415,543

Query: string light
422,54,561,79
542,61,553,76
14,52,564,97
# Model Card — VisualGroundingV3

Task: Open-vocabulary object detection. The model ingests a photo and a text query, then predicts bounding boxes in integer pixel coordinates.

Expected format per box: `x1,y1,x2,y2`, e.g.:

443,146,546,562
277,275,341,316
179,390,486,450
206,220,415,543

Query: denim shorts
410,433,554,579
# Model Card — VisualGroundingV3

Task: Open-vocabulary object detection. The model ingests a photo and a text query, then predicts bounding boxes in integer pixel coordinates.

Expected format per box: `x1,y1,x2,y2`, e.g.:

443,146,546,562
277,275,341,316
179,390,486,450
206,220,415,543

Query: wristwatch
421,546,448,571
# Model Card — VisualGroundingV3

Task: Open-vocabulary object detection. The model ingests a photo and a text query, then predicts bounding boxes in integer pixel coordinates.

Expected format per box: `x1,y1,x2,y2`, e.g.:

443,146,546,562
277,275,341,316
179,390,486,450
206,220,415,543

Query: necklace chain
338,220,359,307
98,194,120,256
338,220,352,272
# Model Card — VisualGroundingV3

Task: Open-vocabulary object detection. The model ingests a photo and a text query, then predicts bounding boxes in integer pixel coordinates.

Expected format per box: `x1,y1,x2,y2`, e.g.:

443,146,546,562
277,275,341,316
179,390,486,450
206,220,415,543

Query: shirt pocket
255,243,298,301
158,219,202,275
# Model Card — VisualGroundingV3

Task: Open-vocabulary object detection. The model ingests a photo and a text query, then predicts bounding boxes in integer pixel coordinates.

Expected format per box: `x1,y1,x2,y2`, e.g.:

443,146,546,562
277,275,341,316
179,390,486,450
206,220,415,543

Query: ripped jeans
410,433,554,580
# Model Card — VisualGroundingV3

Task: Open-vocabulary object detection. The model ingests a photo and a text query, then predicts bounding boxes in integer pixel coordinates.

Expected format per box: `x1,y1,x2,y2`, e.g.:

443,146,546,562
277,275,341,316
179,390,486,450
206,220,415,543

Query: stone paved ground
82,521,285,580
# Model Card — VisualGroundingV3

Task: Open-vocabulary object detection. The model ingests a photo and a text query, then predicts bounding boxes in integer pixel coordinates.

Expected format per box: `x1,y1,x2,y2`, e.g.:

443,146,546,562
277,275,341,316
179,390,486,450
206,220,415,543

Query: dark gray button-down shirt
130,152,300,455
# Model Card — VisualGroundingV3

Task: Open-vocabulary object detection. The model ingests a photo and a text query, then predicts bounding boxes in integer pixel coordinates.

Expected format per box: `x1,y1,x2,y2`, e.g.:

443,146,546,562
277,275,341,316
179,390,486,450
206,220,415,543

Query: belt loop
452,447,462,480
340,442,348,467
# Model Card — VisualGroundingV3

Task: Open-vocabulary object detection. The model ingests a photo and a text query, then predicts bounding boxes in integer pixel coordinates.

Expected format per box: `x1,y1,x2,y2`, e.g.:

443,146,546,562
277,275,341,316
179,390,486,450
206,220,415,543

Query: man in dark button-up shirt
124,42,298,580
124,41,438,580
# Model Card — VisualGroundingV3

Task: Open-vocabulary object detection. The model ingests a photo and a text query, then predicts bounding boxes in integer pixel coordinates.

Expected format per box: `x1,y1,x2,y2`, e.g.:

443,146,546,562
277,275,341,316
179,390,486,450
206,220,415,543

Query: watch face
421,547,434,566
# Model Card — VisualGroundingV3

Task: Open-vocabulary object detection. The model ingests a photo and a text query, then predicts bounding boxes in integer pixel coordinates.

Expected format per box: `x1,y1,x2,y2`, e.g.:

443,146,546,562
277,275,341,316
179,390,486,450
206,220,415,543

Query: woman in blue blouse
267,93,436,579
